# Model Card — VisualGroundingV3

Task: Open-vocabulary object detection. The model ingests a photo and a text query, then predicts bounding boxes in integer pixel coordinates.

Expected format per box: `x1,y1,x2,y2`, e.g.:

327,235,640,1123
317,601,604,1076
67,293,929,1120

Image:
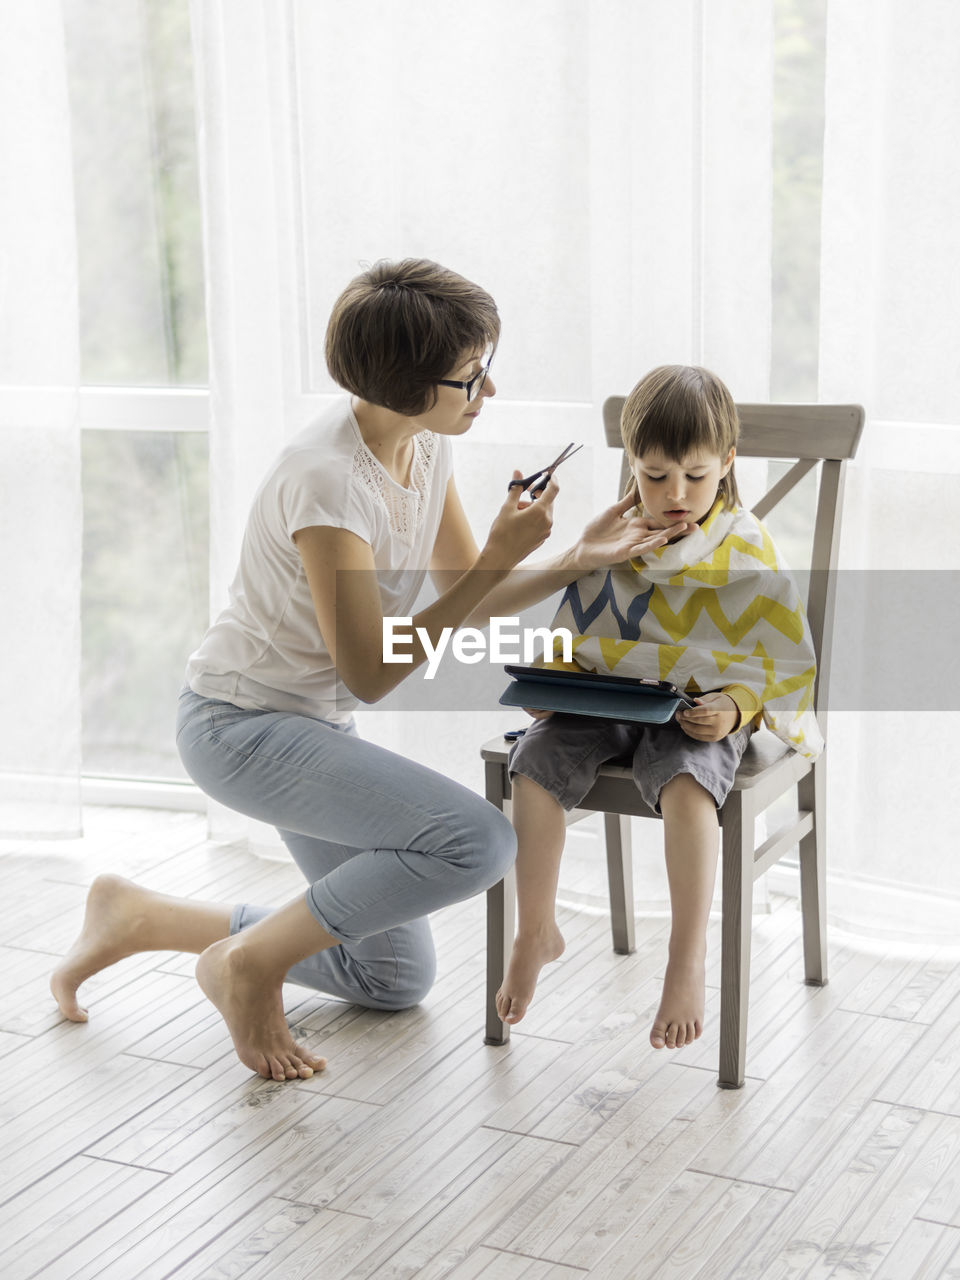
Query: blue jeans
176,689,516,1011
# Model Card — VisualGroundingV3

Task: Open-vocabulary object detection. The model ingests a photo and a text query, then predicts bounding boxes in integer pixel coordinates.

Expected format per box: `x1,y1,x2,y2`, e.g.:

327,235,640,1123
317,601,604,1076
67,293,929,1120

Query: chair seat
730,730,792,784
483,726,810,828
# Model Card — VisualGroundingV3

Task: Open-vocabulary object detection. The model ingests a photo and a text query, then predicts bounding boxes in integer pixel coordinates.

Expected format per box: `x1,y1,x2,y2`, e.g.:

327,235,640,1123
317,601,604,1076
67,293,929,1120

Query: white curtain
189,0,773,852
190,0,323,848
189,1,959,939
6,2,951,936
0,1,82,838
818,0,960,941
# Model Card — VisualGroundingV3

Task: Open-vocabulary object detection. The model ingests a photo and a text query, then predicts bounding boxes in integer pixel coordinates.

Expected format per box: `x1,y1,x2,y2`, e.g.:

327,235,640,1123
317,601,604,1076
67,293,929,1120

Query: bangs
632,392,724,460
624,366,736,462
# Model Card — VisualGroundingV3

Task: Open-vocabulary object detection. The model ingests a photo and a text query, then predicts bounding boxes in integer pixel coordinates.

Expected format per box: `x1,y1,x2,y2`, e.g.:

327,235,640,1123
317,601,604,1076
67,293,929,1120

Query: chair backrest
601,398,865,717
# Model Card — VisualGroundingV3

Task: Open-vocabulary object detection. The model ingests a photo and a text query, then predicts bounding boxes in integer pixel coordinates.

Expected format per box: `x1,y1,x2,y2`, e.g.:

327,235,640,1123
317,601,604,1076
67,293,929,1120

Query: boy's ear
722,446,736,475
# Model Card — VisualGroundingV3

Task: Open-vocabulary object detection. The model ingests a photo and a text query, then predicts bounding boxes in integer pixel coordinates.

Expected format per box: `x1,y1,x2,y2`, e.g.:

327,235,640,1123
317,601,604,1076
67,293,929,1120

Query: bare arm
431,481,695,625
295,473,558,703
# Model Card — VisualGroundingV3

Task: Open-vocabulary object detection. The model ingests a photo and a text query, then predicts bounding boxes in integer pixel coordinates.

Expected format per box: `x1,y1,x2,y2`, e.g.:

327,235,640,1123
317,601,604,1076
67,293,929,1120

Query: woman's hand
479,471,559,570
676,692,740,741
573,492,696,572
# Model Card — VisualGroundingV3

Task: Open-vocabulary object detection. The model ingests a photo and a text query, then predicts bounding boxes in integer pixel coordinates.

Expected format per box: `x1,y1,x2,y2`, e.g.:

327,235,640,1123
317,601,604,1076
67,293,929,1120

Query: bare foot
196,937,325,1082
495,926,565,1025
650,952,706,1050
50,874,154,1021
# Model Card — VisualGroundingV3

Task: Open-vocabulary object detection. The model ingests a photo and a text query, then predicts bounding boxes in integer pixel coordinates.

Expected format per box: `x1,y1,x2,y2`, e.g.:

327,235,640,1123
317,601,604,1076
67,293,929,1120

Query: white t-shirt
186,397,454,723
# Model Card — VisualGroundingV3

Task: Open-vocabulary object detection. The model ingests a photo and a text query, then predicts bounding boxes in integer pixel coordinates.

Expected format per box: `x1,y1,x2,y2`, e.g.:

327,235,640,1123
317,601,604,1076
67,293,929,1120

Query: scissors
508,441,583,498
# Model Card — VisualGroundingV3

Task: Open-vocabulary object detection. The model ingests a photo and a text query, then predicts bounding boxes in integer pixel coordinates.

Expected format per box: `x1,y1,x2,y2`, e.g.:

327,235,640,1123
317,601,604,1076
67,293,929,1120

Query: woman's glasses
437,355,494,402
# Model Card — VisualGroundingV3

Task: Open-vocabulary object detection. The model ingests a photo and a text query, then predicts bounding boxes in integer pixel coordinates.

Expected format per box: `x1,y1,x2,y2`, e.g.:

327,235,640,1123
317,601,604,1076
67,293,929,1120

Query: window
771,0,827,402
81,423,207,777
65,0,828,784
64,0,208,781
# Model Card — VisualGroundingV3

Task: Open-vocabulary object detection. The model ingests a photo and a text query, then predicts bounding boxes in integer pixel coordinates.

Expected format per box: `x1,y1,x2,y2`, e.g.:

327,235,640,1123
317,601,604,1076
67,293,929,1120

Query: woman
52,259,674,1081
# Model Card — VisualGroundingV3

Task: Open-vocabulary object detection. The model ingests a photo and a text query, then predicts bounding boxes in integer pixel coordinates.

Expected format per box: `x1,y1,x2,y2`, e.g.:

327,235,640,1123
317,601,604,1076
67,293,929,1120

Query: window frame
80,386,209,807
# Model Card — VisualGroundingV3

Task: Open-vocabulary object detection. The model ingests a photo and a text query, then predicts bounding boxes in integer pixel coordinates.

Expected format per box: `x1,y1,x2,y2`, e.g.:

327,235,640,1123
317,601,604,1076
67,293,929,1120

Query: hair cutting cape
550,498,824,759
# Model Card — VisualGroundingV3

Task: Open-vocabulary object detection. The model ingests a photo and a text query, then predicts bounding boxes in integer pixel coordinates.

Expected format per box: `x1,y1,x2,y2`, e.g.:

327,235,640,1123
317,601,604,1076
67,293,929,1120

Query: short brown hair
325,258,500,416
620,364,741,509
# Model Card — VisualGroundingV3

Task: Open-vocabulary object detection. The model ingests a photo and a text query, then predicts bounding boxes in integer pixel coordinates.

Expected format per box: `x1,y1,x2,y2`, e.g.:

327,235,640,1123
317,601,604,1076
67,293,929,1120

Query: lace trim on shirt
352,431,438,546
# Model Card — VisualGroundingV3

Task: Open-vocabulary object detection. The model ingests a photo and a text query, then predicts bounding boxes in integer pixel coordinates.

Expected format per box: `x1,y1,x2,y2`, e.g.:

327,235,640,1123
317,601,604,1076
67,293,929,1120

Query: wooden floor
3,807,960,1280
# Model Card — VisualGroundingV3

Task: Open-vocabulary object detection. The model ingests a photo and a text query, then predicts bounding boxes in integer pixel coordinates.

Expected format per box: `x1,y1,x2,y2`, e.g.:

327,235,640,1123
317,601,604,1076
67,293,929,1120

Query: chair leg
798,761,828,987
484,867,516,1044
604,813,636,955
484,757,514,1045
718,792,755,1089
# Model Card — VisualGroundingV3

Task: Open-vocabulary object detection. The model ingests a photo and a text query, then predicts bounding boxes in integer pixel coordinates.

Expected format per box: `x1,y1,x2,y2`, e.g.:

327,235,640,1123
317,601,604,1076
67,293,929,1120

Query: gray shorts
508,713,753,814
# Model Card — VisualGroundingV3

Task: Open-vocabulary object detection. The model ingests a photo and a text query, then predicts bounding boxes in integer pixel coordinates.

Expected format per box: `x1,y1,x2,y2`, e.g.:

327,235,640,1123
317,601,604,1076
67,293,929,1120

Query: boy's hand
676,692,739,741
574,492,695,571
523,708,554,721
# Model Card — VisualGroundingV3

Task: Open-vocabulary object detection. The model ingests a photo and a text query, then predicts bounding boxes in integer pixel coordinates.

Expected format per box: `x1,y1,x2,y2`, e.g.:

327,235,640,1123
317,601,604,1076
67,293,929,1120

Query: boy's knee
659,771,717,809
661,771,697,796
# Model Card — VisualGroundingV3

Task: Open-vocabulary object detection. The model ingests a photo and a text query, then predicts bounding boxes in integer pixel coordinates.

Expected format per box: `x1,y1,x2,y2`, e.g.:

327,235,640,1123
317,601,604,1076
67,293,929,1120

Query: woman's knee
448,800,516,892
366,958,436,1010
351,922,437,1010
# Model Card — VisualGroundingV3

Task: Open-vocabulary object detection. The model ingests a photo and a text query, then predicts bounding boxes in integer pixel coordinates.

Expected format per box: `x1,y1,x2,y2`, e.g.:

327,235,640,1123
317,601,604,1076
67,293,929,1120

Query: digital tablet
499,664,697,724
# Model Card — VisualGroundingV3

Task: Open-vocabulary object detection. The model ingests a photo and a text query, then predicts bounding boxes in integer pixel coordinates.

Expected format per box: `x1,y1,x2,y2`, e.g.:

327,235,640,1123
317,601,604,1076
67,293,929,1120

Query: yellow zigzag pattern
598,636,641,669
572,635,689,681
565,503,819,754
657,645,686,680
660,526,779,588
752,641,816,708
647,584,805,646
712,649,748,675
573,634,813,694
574,633,815,710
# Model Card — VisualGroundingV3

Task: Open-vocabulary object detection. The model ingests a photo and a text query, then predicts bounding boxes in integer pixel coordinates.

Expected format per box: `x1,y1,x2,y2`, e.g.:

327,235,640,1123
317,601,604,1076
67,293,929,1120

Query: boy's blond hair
620,364,741,510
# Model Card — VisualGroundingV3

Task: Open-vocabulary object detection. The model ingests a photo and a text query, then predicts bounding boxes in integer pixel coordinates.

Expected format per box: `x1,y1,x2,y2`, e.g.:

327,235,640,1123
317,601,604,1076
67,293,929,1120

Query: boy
497,365,822,1050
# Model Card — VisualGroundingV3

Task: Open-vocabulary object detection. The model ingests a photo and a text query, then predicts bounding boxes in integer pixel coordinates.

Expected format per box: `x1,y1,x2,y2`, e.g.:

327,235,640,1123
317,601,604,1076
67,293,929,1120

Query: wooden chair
481,399,864,1088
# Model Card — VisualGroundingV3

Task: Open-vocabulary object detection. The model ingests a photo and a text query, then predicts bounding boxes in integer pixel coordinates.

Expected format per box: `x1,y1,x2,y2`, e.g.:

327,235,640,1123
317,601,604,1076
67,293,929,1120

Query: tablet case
499,665,686,724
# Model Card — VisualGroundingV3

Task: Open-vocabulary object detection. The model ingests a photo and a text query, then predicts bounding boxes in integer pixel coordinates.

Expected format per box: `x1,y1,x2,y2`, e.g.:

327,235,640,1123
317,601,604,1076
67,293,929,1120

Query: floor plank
174,1203,372,1280
0,1158,167,1280
2,807,958,1280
